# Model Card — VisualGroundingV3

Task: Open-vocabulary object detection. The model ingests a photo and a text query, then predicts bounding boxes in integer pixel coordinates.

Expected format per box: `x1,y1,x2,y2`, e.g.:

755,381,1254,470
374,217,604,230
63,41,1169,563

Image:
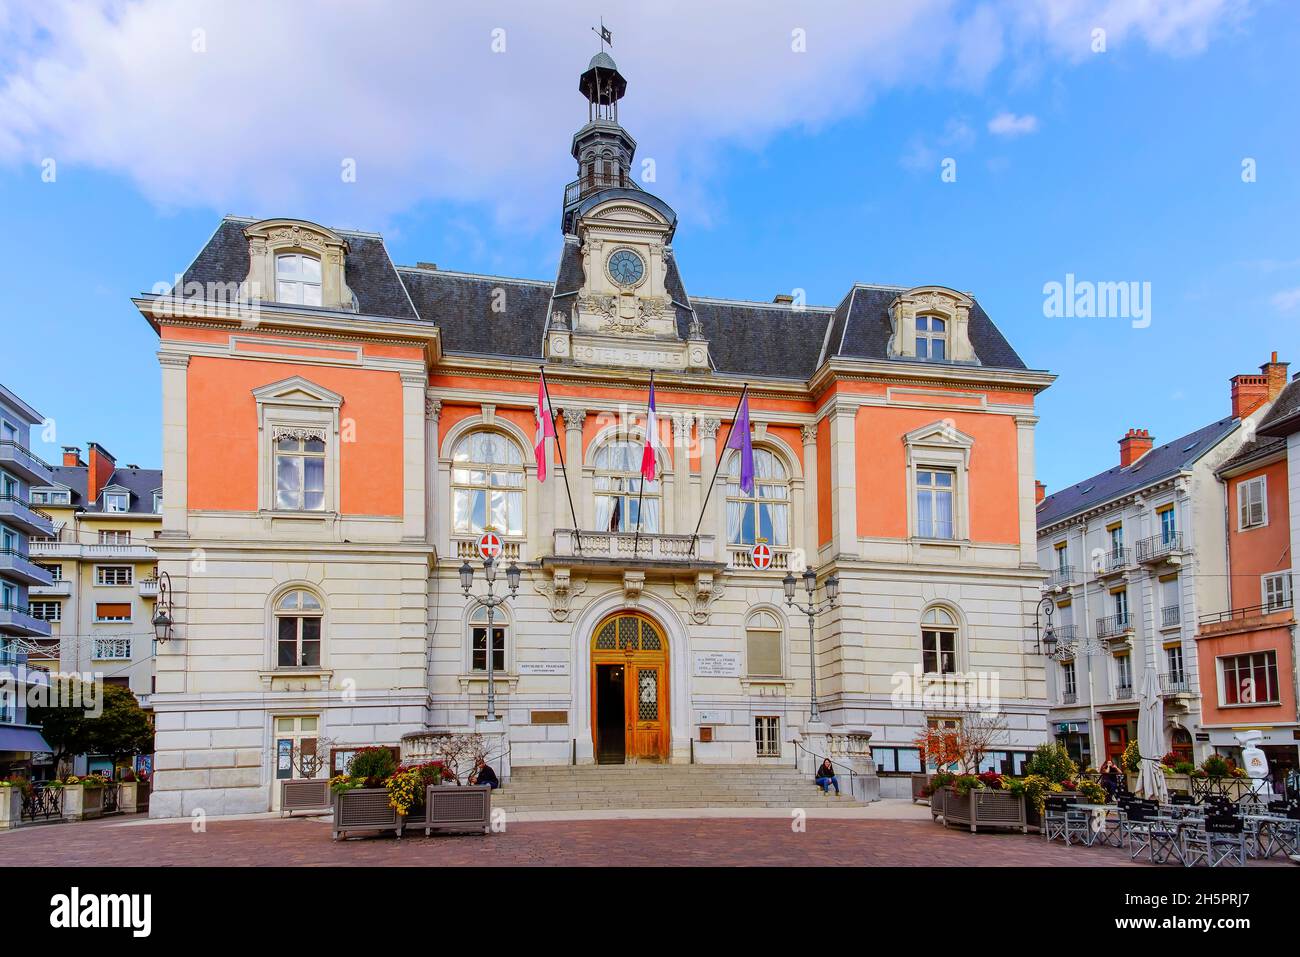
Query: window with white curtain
275,433,326,510
726,448,789,546
451,431,524,536
593,440,659,533
915,468,955,539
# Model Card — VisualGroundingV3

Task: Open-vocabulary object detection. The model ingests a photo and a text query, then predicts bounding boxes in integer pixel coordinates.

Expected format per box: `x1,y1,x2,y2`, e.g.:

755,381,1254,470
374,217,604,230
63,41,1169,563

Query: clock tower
549,49,709,373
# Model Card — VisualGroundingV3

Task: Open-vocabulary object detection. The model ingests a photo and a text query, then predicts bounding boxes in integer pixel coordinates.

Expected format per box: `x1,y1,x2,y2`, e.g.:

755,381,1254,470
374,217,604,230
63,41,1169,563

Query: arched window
469,606,506,673
593,440,659,533
276,253,322,306
451,431,524,536
276,589,323,668
921,607,958,675
726,448,790,546
746,609,784,678
916,315,947,360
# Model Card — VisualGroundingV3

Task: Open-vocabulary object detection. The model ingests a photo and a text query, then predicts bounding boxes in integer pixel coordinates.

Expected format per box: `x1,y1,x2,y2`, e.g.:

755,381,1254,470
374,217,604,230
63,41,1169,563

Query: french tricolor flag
640,376,661,482
535,373,555,482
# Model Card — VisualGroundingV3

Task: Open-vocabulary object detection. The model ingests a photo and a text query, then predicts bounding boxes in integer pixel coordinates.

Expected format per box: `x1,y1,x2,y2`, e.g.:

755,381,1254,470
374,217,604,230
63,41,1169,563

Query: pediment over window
903,420,976,450
252,376,344,409
241,219,357,312
888,286,978,364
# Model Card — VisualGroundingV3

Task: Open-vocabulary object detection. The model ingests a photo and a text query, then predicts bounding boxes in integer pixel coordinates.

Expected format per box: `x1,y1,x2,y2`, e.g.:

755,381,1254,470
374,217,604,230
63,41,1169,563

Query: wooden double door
591,613,668,764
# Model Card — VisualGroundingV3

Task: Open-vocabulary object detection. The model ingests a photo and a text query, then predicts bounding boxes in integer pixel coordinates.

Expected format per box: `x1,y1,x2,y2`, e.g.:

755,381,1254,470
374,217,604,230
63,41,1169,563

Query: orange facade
1223,459,1291,608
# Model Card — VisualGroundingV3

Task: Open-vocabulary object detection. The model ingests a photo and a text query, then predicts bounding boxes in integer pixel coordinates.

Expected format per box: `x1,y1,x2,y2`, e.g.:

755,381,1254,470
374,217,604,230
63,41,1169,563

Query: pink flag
535,374,555,482
640,378,661,482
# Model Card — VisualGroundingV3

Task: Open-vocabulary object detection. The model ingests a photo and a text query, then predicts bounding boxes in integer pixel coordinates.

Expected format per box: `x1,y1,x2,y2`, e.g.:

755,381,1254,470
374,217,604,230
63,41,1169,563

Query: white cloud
1271,288,1300,312
0,0,1249,229
987,111,1040,136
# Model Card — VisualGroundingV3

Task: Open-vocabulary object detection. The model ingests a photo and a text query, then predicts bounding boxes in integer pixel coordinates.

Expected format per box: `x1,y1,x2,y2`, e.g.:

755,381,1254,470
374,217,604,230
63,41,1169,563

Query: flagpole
633,370,654,560
540,367,582,556
689,383,750,559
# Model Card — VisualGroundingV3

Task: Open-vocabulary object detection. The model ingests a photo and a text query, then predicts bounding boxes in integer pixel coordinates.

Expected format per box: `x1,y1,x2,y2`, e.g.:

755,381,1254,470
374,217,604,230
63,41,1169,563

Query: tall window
275,432,326,511
915,469,955,539
0,471,15,499
1165,644,1185,683
276,590,323,668
1237,476,1267,529
1055,543,1069,572
1158,505,1177,543
594,440,659,533
1220,651,1279,705
1114,654,1132,696
451,432,524,536
726,448,789,546
1061,660,1077,699
745,610,783,678
916,316,947,360
469,606,506,673
921,607,958,674
1108,523,1124,553
754,716,781,757
276,253,322,306
1114,588,1129,622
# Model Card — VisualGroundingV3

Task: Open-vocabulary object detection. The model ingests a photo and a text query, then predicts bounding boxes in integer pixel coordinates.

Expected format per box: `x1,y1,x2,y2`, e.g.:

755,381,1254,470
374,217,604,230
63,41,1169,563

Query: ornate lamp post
783,566,839,723
151,571,174,643
459,555,521,722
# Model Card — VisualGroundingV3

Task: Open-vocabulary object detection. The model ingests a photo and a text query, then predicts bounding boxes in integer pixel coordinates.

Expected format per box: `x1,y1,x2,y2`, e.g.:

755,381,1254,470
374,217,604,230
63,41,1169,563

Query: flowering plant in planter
977,770,1003,790
386,761,455,816
919,770,958,798
1076,778,1106,804
329,774,366,796
80,772,111,790
1200,755,1233,779
951,774,984,796
1121,740,1141,774
1014,774,1062,815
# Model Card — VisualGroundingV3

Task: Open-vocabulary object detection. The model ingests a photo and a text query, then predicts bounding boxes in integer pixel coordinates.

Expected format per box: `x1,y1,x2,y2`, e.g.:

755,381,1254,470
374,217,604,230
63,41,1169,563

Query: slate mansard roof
177,215,1031,381
1036,416,1240,529
46,465,164,515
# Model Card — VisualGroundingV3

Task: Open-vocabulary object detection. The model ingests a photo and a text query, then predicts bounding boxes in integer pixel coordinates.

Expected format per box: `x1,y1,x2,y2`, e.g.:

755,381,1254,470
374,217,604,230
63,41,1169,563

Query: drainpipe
1078,517,1097,765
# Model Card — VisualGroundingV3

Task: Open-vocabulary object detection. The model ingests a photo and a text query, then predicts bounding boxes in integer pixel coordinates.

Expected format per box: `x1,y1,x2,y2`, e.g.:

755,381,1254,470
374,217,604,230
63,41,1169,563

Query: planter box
414,784,492,836
280,778,331,816
911,774,932,803
941,787,1027,834
331,788,399,841
117,782,138,815
0,788,21,829
135,781,150,814
929,786,947,820
63,784,105,822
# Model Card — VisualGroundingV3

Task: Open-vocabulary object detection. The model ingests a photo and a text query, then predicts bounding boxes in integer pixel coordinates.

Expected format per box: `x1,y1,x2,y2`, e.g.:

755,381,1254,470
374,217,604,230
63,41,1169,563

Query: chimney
62,445,85,467
773,294,794,305
1231,352,1289,418
1035,480,1047,504
1119,429,1154,467
86,442,116,504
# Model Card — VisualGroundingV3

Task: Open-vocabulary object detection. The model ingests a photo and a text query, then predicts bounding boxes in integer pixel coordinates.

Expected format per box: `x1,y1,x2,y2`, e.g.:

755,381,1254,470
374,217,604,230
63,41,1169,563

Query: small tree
289,737,334,779
85,685,154,771
915,713,1009,774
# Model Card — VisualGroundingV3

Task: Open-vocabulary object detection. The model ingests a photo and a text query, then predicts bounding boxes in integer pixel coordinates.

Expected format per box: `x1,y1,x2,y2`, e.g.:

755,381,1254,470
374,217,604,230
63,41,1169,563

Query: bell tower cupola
569,48,637,210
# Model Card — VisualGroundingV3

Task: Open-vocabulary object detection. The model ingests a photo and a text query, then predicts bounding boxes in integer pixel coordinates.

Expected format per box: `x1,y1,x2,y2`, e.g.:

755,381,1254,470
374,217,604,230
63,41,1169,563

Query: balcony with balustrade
0,601,51,638
1047,565,1076,590
0,547,53,586
1096,612,1133,641
1160,604,1181,629
0,495,54,538
1097,547,1133,578
1137,532,1185,565
451,537,523,564
0,440,53,486
548,528,721,570
1113,681,1135,701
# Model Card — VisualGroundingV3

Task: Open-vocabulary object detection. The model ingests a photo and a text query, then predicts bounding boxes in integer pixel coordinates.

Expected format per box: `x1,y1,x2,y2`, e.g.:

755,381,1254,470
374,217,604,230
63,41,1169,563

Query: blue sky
0,1,1295,492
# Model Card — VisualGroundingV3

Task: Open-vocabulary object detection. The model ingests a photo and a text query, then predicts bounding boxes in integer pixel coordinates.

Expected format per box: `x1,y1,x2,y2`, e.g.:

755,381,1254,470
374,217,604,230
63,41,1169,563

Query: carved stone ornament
697,417,722,441
623,571,646,605
425,397,442,421
673,574,725,625
534,569,587,622
578,294,617,322
272,426,326,442
550,309,571,331
801,422,819,445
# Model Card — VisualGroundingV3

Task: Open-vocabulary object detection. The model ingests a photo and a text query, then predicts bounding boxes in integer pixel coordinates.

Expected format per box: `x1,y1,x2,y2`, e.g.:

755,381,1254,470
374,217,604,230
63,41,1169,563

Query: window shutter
746,629,782,677
95,602,131,619
1250,480,1265,526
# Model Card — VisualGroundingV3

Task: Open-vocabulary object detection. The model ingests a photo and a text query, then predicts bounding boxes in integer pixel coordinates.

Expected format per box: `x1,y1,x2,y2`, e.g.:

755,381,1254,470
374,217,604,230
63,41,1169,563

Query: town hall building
138,50,1055,815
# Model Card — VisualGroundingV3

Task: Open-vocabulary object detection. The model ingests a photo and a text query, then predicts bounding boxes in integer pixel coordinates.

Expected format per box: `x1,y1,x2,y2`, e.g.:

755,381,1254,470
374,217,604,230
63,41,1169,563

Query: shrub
921,770,958,797
1173,761,1195,775
347,747,398,786
1024,743,1078,784
1121,740,1141,774
1076,778,1106,804
1019,774,1061,815
977,770,1004,790
1159,751,1180,769
952,774,984,796
1200,755,1232,779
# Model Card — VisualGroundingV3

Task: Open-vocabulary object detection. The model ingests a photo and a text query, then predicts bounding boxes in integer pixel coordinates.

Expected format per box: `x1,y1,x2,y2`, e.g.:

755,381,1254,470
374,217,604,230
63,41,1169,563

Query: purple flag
725,393,755,495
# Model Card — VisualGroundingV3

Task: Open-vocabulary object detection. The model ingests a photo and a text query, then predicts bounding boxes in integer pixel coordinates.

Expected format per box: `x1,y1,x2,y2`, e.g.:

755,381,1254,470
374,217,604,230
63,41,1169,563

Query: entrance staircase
493,764,868,812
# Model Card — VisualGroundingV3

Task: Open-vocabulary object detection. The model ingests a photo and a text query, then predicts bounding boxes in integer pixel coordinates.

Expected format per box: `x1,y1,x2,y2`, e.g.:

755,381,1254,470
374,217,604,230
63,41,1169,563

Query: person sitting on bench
815,758,840,796
470,761,499,789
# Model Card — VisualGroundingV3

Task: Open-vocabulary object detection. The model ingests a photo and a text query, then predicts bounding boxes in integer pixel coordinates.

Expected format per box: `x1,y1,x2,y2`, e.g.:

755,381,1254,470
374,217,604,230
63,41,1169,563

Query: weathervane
592,18,612,51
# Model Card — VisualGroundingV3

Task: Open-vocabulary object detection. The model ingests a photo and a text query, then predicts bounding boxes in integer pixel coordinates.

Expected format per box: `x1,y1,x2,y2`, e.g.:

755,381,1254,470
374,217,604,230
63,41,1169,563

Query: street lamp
783,566,839,723
460,555,521,722
151,570,174,643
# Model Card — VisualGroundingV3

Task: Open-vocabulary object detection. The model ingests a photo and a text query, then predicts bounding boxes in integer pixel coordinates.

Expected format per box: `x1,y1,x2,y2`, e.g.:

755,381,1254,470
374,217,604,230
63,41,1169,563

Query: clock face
607,249,645,287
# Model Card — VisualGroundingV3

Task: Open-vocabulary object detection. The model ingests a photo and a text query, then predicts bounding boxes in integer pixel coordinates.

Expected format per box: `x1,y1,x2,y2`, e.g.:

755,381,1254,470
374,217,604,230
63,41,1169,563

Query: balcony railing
138,578,160,598
728,544,793,571
1100,548,1132,574
1137,532,1183,563
452,537,522,563
0,602,51,638
0,495,54,537
552,529,716,564
1096,612,1133,639
92,637,133,661
1061,690,1078,705
1114,681,1135,700
1048,565,1075,588
0,548,53,586
1160,672,1190,694
563,171,645,207
30,539,155,559
1161,604,1181,628
0,439,53,485
1198,597,1294,627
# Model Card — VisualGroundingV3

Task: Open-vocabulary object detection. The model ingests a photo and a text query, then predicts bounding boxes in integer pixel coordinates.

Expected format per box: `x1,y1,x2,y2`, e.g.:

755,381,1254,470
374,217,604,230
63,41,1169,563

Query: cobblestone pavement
7,814,1157,866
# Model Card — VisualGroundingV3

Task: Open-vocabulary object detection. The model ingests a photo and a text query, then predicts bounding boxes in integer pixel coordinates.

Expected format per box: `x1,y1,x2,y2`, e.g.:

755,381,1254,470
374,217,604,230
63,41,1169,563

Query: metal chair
1182,814,1248,867
1147,819,1186,864
1064,804,1096,846
1043,797,1070,843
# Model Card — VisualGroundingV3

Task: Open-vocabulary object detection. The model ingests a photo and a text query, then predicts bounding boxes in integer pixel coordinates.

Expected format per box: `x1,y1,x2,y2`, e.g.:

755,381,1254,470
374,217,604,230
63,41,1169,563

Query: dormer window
152,491,163,514
916,316,947,360
102,490,129,513
276,254,322,306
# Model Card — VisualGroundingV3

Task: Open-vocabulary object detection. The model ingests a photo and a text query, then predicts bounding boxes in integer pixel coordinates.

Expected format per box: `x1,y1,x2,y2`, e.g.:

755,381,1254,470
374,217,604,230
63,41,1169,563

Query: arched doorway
590,612,669,764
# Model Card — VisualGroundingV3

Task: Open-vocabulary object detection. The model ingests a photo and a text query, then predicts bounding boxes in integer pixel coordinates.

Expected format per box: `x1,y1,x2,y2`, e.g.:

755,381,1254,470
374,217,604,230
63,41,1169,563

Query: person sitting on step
470,760,499,790
815,758,840,796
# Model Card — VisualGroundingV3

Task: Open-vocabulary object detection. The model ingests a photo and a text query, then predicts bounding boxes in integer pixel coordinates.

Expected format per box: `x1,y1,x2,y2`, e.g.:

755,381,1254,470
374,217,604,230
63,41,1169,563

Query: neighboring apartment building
1195,369,1300,786
137,50,1055,816
1036,354,1289,769
0,382,55,771
27,442,161,708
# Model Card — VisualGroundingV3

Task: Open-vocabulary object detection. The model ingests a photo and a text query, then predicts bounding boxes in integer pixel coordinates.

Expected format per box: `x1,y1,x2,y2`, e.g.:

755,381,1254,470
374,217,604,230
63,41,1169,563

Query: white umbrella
1134,667,1168,803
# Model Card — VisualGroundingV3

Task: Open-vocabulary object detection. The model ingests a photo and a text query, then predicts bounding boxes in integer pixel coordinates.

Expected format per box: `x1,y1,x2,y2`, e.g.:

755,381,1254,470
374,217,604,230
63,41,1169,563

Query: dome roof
587,51,618,72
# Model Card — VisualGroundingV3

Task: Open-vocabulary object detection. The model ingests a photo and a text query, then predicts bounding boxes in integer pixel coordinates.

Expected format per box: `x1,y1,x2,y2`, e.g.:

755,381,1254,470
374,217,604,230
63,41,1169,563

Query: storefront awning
0,726,52,754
